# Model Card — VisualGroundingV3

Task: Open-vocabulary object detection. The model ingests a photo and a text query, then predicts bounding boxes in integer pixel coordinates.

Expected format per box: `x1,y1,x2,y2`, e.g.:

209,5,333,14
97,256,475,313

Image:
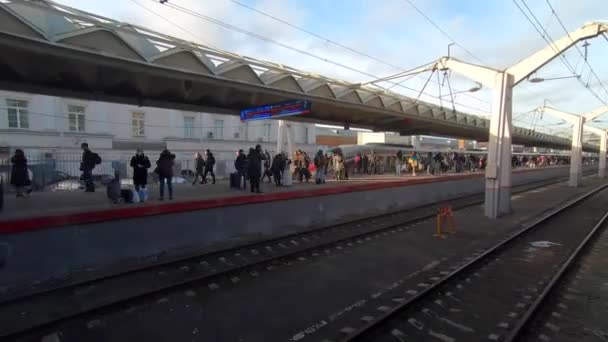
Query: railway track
336,183,608,342
512,204,608,342
0,176,578,340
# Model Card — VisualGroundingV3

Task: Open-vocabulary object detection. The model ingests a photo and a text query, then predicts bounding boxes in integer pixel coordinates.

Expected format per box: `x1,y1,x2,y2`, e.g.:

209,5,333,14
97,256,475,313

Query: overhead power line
225,0,490,106
544,0,608,102
512,0,608,105
401,0,485,65
145,0,490,114
398,0,544,111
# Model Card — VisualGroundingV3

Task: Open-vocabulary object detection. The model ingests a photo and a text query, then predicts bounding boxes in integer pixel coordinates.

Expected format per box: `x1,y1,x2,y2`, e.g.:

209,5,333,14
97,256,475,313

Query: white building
0,90,317,177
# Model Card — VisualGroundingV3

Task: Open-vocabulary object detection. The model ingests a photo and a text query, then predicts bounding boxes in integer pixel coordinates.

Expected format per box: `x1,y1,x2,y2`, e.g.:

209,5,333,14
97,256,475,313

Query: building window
237,126,246,140
263,123,271,141
68,105,85,132
213,119,224,140
132,112,145,137
7,99,29,129
184,116,195,138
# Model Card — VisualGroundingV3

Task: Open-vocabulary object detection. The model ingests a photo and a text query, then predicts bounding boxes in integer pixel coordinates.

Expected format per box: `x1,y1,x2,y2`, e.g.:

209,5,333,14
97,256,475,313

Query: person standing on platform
314,149,326,184
80,142,101,192
294,150,303,182
234,149,248,189
155,149,175,201
282,152,293,186
410,152,420,177
395,150,403,177
354,153,362,174
247,147,262,193
362,154,369,175
10,149,31,197
130,147,151,192
203,149,216,184
333,153,345,180
323,152,330,183
368,153,376,175
271,152,285,187
192,152,205,185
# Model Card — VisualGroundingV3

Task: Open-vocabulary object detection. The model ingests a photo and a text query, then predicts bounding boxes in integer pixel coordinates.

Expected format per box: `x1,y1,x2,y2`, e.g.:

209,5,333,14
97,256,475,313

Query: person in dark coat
156,149,175,200
130,147,151,192
234,149,248,189
262,149,272,183
203,149,216,184
10,149,31,197
271,152,285,187
80,142,100,192
314,149,326,184
192,152,205,185
247,147,262,193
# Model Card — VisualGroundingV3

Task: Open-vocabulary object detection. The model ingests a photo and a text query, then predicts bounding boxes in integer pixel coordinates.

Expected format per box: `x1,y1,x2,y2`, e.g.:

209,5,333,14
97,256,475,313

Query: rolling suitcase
107,179,121,203
230,172,240,189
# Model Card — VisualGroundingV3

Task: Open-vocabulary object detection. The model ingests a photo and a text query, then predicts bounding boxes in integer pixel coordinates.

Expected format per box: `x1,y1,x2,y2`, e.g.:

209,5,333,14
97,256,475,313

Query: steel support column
569,116,584,187
599,132,606,178
485,73,514,219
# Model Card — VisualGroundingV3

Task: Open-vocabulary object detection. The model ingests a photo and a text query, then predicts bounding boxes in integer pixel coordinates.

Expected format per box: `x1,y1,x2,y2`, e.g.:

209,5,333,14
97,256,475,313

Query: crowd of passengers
344,152,573,177
6,145,579,203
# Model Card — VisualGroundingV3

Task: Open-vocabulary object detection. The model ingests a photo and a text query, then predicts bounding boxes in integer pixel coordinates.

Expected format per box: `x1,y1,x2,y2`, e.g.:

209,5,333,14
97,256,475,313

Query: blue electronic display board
240,100,311,122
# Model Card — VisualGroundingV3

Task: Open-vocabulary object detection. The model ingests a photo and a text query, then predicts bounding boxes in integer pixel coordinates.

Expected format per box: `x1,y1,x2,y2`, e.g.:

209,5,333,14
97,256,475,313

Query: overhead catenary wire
513,0,608,105
130,0,214,48
398,0,547,118
519,0,577,74
400,0,485,65
148,0,490,115
224,0,490,107
544,0,608,102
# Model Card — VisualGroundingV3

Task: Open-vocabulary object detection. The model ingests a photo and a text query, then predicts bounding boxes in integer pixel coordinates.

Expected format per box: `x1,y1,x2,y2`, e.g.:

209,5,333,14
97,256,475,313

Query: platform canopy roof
0,0,599,152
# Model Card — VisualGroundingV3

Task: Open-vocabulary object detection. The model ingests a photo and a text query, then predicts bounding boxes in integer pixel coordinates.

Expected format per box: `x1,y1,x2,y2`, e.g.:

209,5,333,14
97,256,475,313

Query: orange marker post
435,205,455,238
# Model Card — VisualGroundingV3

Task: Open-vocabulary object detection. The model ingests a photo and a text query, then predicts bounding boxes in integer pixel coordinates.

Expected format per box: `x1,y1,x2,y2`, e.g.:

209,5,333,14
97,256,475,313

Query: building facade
0,90,318,178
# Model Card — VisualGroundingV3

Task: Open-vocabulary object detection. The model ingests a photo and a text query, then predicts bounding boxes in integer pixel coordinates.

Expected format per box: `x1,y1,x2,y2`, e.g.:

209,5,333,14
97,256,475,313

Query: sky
53,0,608,138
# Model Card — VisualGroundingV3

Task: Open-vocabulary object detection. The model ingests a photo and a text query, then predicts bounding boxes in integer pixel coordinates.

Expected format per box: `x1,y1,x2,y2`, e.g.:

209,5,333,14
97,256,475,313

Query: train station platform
2,171,606,342
0,165,598,294
0,166,589,232
0,173,463,226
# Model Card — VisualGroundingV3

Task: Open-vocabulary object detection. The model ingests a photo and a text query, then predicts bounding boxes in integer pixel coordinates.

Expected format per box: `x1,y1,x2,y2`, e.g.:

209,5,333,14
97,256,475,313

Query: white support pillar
285,123,294,159
276,120,284,153
599,132,606,178
569,116,584,187
412,135,421,150
485,72,514,219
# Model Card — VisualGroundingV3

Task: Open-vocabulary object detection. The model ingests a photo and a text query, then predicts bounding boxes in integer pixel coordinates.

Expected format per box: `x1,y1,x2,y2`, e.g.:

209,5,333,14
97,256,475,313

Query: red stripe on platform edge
0,167,560,234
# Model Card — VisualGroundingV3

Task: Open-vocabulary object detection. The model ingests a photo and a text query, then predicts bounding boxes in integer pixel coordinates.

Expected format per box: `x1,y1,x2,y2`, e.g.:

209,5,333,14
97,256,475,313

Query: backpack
120,189,134,203
94,153,102,165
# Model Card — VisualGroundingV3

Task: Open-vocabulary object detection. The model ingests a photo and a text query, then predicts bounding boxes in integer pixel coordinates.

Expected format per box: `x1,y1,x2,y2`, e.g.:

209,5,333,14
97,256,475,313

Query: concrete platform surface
0,165,593,290
0,172,485,233
16,177,607,342
0,166,570,233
